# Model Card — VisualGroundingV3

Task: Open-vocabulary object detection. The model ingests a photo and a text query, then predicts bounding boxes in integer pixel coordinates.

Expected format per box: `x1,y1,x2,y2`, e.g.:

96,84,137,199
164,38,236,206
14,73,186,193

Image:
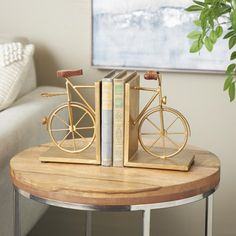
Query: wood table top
10,143,220,206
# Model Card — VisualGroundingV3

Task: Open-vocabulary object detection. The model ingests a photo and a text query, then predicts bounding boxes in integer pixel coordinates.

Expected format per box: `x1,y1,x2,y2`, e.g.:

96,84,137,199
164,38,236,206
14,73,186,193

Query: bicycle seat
57,69,83,78
144,71,160,80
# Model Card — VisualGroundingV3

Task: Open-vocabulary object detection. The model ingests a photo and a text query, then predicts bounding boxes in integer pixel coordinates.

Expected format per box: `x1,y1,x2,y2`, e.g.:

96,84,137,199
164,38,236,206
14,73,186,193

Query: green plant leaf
187,31,202,39
230,11,236,31
200,9,209,31
220,5,231,14
208,16,214,29
226,63,236,74
229,82,235,101
231,51,236,60
193,0,205,6
190,40,203,53
210,30,218,43
200,8,208,20
201,18,208,32
232,0,236,9
229,36,236,49
193,19,201,26
224,31,236,39
230,51,236,60
185,5,203,11
216,26,223,38
224,75,233,90
204,36,213,51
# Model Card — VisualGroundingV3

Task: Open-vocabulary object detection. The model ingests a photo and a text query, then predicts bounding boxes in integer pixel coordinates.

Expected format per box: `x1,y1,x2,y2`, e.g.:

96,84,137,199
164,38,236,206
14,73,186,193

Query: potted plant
186,0,236,101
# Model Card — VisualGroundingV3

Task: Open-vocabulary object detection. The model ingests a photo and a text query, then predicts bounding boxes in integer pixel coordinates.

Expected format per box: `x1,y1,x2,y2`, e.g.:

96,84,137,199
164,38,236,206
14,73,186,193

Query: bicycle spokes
138,107,188,158
48,103,96,153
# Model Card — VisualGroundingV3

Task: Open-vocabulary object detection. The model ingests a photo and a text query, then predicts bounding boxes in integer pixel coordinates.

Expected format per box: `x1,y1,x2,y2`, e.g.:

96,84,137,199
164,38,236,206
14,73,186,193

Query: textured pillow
0,36,37,99
17,57,37,99
0,43,34,111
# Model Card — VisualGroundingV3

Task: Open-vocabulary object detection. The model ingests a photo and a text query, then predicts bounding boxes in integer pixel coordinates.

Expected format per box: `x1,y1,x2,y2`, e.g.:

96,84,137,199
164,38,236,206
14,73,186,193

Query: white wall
1,0,236,235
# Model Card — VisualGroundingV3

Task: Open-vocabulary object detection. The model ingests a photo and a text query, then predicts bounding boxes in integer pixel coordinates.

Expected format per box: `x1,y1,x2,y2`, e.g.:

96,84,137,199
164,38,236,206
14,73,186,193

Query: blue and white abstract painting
92,0,229,71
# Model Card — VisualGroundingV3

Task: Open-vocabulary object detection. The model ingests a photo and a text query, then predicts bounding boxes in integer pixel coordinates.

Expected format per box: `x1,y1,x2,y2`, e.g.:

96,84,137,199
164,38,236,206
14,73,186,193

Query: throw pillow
0,43,34,111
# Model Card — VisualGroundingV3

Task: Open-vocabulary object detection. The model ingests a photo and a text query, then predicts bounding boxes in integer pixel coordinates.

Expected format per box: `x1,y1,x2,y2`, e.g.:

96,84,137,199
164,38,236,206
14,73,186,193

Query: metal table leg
86,211,92,236
14,188,21,236
142,209,151,236
205,194,213,236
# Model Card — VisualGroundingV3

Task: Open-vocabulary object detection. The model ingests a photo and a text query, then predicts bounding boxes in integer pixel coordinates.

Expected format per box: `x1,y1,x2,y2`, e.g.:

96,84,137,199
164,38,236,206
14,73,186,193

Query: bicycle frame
42,78,96,116
62,79,96,140
133,80,165,127
65,78,95,115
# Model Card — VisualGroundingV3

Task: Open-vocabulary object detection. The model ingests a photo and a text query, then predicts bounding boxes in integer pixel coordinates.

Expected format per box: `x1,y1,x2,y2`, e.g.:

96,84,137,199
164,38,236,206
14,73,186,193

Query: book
113,71,137,167
101,70,119,166
124,74,140,165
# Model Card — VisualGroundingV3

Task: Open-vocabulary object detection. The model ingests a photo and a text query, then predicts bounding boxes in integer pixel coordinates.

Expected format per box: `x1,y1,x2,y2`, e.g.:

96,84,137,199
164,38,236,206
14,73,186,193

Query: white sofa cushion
0,43,35,111
0,86,66,236
0,42,24,66
0,36,37,104
17,57,37,98
0,85,66,168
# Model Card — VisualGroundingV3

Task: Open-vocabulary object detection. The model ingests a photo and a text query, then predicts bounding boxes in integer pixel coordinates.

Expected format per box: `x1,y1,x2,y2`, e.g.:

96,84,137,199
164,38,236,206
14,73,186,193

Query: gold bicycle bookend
123,71,194,171
39,69,101,164
39,69,194,171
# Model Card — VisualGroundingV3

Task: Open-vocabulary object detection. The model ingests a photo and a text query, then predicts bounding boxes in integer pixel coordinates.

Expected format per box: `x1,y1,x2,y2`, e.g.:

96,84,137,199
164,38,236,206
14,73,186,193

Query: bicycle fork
158,87,167,158
66,81,76,141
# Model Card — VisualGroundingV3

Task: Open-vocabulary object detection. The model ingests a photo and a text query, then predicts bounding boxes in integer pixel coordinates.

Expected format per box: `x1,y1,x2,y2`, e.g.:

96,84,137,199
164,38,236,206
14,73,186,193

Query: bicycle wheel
48,102,96,153
138,107,189,158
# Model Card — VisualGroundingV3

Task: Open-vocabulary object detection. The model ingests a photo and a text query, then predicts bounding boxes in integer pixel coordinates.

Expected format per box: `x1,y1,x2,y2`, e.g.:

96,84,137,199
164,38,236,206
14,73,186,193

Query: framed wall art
92,0,230,72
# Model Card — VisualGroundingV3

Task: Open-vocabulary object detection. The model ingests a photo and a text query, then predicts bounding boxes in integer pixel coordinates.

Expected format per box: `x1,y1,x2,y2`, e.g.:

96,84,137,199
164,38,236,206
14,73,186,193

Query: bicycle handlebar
57,69,83,78
144,71,161,86
41,92,67,97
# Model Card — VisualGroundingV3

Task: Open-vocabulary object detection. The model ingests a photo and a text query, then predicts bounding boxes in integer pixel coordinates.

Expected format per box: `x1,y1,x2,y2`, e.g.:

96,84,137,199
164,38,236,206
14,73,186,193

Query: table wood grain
10,143,220,206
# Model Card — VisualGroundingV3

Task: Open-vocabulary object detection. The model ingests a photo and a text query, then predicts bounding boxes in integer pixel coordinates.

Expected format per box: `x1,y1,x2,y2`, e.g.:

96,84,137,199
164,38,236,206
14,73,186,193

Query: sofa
0,37,66,236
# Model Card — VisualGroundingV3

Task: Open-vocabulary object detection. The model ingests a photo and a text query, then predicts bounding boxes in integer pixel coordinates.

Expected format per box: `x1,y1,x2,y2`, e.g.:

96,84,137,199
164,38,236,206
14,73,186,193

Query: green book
113,71,137,167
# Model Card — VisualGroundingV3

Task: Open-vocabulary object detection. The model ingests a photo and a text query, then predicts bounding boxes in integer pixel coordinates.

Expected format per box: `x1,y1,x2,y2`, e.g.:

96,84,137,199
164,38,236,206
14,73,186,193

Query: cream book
113,71,137,167
101,70,121,166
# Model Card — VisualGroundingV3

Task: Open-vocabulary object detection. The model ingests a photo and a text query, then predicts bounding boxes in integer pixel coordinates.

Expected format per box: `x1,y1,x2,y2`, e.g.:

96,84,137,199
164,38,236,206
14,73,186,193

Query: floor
27,201,205,236
27,206,142,236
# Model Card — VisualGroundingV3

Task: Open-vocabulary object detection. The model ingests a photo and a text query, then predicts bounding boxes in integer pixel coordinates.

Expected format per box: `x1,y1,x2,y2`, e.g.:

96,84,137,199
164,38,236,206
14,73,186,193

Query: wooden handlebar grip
57,69,83,78
144,71,160,80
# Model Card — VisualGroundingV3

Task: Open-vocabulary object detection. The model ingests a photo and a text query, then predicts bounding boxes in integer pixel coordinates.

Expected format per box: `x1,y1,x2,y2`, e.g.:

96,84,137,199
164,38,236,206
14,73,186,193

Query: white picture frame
92,0,230,73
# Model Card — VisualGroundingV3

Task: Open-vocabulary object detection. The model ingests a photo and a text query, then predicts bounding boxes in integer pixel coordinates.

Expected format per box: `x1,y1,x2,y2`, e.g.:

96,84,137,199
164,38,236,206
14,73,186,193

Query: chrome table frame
13,187,215,236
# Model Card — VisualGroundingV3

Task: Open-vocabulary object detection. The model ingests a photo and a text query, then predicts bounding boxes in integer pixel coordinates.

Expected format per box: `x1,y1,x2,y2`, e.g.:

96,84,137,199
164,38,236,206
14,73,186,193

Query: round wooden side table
10,143,220,236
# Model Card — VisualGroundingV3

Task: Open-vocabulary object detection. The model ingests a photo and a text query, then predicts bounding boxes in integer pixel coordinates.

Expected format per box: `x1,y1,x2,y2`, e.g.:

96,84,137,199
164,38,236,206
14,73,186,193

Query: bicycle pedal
42,117,48,125
162,96,167,105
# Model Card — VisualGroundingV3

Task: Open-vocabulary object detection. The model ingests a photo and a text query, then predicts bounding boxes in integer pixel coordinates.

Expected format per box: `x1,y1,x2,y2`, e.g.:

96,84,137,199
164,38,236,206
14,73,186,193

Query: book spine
124,82,130,165
95,81,101,164
101,79,113,166
113,81,125,167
